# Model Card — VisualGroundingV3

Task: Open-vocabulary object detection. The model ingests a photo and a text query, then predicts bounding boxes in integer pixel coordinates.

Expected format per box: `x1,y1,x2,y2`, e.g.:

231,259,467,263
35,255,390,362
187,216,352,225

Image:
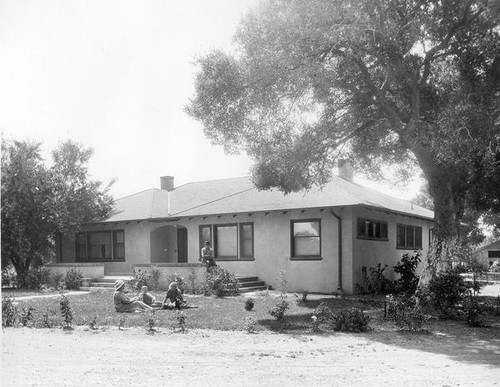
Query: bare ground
2,325,500,387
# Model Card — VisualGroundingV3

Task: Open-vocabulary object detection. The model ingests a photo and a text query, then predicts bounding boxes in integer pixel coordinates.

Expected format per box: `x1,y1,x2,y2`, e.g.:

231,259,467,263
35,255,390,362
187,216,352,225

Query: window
357,218,388,240
214,224,238,258
240,223,254,259
199,222,254,261
488,250,500,258
75,230,125,261
291,219,321,260
199,225,212,254
76,233,87,261
397,224,422,249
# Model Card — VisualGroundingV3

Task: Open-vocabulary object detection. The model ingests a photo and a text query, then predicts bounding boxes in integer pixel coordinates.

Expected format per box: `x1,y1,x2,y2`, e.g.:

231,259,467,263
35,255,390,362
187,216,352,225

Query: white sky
0,0,417,200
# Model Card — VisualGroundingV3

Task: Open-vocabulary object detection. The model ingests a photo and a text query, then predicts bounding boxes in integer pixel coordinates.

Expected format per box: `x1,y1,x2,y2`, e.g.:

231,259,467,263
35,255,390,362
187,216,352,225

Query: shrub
174,311,186,333
88,316,98,330
276,269,288,299
310,315,320,332
386,295,428,331
393,251,421,295
146,310,157,334
118,316,126,330
331,308,371,332
49,273,65,290
186,269,203,294
359,264,391,294
131,268,151,290
149,266,161,290
2,296,18,327
59,294,73,330
20,306,36,327
64,269,83,290
269,300,289,323
203,266,239,297
245,298,255,311
425,272,468,319
2,267,17,288
463,292,486,327
314,302,334,323
37,307,56,329
22,267,50,290
166,273,186,293
245,316,257,333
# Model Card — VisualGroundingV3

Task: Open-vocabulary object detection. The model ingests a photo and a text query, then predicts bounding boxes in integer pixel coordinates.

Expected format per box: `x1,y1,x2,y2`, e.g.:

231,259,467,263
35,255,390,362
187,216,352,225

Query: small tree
394,252,421,295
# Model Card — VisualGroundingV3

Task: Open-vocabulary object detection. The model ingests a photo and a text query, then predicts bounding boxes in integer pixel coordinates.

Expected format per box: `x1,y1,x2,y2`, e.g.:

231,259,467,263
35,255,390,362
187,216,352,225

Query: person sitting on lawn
113,280,153,313
137,285,163,308
162,281,186,310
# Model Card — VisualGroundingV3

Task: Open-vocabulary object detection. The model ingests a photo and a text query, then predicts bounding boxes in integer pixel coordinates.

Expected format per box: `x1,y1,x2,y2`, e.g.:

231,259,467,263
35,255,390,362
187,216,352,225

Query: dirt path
2,327,499,387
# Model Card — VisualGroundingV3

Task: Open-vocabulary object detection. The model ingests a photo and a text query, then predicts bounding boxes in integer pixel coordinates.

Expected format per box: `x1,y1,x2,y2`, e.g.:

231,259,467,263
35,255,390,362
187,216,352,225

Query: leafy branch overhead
186,0,500,240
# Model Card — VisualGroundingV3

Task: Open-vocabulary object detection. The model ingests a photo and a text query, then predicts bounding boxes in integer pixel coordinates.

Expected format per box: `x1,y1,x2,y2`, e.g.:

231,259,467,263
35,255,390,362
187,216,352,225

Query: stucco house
55,168,434,294
473,239,500,270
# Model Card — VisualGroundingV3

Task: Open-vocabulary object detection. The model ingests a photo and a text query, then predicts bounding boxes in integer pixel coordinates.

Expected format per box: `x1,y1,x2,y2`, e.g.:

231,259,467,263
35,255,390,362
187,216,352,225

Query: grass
7,288,500,333
9,290,384,332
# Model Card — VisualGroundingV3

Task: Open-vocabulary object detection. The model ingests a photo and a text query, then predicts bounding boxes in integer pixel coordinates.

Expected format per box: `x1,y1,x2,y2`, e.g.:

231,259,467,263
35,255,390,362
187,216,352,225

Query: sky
0,0,418,200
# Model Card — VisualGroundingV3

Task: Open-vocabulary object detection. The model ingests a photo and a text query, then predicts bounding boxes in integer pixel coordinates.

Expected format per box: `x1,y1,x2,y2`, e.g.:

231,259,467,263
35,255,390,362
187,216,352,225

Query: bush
463,292,486,327
64,269,83,290
21,267,50,290
245,298,255,311
269,300,289,324
48,273,65,290
150,266,161,290
393,251,421,295
20,306,36,327
131,268,151,290
166,273,186,293
59,293,73,330
424,272,468,319
359,263,391,294
331,308,371,332
314,302,334,323
2,267,17,288
2,296,18,327
203,266,239,297
386,295,428,331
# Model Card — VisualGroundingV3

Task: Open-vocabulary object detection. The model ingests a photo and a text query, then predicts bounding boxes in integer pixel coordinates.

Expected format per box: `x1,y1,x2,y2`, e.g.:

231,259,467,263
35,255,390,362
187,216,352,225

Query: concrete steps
80,275,133,291
235,275,268,293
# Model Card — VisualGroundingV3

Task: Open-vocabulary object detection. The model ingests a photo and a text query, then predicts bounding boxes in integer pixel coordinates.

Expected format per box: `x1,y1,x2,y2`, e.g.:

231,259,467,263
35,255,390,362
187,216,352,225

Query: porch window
74,230,125,261
199,225,212,254
291,219,321,260
357,218,388,241
76,233,87,261
397,224,422,249
240,223,254,259
214,224,238,258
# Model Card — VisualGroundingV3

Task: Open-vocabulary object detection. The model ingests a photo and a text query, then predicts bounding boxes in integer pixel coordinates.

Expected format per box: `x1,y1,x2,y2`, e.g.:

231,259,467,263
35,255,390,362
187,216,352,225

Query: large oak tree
187,0,500,278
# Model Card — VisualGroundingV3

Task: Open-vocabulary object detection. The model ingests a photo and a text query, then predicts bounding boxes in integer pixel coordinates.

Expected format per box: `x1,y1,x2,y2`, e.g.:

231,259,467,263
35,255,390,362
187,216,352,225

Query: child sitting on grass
137,286,163,308
162,282,186,310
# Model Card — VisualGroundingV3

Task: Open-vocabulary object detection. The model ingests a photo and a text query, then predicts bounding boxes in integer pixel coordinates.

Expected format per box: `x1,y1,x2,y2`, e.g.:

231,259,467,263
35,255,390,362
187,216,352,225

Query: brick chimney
160,176,174,191
337,160,354,182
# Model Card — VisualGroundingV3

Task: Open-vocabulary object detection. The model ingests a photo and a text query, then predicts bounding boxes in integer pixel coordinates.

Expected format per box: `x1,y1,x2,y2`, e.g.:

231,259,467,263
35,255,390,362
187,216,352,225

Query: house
55,167,434,294
473,239,500,270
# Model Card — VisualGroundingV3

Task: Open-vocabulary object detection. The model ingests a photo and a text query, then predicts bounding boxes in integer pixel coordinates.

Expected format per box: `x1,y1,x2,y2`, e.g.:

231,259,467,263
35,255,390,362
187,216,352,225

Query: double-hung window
75,230,125,261
397,224,422,249
357,218,388,241
204,222,254,261
291,219,321,260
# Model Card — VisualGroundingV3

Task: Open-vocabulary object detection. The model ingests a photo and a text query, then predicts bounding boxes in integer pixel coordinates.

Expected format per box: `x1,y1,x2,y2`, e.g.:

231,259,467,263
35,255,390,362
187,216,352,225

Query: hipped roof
103,175,434,223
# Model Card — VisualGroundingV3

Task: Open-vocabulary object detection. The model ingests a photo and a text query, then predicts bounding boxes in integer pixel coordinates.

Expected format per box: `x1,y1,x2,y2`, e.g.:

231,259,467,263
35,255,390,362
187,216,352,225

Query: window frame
199,224,212,257
396,224,423,250
239,222,254,260
356,218,388,241
290,219,322,261
214,223,239,260
74,229,125,262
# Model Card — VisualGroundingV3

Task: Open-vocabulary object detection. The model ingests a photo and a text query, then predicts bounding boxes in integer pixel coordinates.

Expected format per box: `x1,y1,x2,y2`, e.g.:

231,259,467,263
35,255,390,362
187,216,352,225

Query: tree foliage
1,139,114,286
187,0,500,243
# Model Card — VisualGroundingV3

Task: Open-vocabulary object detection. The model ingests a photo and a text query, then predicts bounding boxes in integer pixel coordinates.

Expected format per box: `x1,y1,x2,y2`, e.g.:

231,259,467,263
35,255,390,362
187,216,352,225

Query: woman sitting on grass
113,280,153,313
162,282,186,310
138,285,163,308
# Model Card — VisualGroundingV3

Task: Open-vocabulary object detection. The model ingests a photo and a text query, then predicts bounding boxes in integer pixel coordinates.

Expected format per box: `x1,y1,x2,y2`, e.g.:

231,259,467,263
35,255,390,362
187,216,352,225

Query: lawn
8,289,386,332
7,287,500,334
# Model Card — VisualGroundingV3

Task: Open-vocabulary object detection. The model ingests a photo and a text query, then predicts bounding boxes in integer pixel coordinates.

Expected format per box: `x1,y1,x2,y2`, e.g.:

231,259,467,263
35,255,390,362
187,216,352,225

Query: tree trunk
417,170,466,288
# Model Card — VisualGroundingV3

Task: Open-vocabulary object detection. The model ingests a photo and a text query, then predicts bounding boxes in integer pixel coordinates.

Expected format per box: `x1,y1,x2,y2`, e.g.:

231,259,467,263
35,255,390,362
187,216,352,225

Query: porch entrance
150,225,188,264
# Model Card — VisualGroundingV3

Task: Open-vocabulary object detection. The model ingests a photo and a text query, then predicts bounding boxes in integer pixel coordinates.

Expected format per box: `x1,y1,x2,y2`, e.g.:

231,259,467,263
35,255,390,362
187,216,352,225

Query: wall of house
350,207,432,293
174,208,342,294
